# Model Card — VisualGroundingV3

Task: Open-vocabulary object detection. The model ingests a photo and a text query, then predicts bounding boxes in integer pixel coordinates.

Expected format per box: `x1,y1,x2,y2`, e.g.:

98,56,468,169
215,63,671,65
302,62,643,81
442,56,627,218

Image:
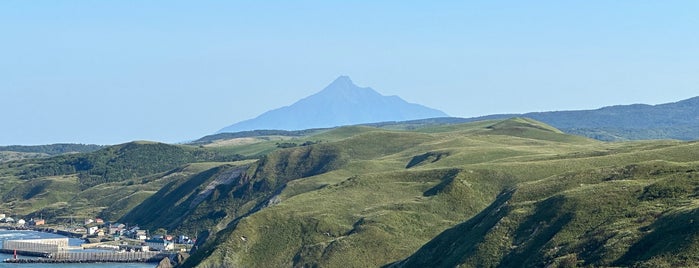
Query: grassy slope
187,119,699,268
386,131,699,266
184,120,558,266
0,142,248,221
393,158,699,268
3,118,699,267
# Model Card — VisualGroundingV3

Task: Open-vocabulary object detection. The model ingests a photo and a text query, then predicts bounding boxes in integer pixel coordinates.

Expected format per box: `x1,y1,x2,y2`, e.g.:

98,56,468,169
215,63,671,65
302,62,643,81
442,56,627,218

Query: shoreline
0,225,86,239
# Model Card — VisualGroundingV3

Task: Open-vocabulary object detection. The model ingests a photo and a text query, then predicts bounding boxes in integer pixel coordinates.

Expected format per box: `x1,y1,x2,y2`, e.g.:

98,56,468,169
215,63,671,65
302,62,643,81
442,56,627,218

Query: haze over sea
0,230,154,268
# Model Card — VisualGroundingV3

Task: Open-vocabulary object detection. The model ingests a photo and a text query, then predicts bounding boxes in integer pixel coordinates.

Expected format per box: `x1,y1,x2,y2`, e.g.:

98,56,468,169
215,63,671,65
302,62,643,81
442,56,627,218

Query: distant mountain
468,96,699,141
218,76,448,133
217,76,698,141
346,96,699,141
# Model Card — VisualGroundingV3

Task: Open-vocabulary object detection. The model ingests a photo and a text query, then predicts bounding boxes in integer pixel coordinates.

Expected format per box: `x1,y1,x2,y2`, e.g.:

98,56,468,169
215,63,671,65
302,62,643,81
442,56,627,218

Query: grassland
2,118,699,267
0,141,249,221
173,118,699,267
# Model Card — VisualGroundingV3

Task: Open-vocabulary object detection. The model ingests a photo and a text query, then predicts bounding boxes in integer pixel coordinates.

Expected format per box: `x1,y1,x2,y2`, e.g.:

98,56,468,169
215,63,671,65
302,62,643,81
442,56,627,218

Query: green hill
391,159,699,267
0,143,105,163
0,141,249,220
2,118,699,267
175,119,699,267
0,143,105,156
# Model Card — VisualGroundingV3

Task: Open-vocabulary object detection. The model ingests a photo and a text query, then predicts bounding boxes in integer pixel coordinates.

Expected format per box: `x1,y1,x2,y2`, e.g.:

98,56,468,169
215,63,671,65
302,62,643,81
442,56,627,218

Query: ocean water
0,230,155,268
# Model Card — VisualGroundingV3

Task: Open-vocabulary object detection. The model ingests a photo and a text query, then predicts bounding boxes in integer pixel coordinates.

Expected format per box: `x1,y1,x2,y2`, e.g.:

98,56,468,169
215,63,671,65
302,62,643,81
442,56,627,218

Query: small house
108,223,125,235
108,226,119,235
29,219,46,226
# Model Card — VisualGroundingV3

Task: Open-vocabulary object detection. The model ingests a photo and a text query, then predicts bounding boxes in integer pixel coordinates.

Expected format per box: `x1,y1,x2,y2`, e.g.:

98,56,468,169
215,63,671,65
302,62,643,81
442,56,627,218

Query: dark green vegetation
0,141,248,221
0,143,105,163
14,141,245,188
0,143,105,155
3,117,699,267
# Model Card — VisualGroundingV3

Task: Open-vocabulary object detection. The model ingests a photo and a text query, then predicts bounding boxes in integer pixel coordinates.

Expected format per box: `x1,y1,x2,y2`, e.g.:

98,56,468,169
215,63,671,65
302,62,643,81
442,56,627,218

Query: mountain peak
331,75,354,86
323,75,361,93
217,77,449,133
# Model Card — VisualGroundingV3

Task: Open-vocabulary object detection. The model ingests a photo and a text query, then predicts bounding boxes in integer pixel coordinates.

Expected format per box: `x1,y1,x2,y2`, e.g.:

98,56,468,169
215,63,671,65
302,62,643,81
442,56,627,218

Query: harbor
0,229,157,267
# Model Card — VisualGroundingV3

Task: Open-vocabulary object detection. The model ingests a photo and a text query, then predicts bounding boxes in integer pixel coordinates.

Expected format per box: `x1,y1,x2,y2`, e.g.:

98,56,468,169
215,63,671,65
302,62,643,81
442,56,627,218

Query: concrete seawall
3,251,172,263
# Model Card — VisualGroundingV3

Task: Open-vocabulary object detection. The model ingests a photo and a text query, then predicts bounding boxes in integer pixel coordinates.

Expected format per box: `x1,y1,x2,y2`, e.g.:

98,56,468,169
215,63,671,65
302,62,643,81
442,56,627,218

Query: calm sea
0,229,155,268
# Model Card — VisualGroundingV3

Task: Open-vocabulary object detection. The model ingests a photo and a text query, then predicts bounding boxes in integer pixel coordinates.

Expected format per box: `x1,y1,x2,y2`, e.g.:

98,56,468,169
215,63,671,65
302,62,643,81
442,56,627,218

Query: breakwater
3,251,171,263
0,249,50,258
31,227,86,239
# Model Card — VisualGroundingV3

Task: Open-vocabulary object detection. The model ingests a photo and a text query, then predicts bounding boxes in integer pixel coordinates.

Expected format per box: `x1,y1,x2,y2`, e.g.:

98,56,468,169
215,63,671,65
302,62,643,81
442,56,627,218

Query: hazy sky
2,1,698,145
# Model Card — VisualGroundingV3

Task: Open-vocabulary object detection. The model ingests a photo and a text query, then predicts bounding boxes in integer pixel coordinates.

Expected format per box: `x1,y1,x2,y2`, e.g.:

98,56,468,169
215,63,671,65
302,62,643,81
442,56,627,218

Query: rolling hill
184,118,699,267
0,141,249,221
2,118,699,267
0,143,105,163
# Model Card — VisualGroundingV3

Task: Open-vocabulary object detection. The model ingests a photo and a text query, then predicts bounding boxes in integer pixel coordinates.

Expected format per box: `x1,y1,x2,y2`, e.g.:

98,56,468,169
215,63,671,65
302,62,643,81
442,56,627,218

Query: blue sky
1,1,698,145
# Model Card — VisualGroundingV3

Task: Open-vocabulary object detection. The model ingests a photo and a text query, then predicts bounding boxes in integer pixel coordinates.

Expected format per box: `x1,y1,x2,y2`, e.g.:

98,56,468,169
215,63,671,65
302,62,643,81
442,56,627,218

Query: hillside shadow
614,208,699,266
406,151,450,169
498,195,573,268
422,169,460,197
385,188,514,268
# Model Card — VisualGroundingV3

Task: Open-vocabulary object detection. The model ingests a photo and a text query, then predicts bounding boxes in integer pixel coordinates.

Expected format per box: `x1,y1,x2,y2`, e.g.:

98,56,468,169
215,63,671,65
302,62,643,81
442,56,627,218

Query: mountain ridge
217,76,698,141
209,92,699,142
471,96,699,140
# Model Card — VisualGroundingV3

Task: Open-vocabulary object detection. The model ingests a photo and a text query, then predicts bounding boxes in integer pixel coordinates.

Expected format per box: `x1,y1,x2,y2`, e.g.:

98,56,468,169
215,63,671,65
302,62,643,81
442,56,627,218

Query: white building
135,230,147,240
144,238,174,251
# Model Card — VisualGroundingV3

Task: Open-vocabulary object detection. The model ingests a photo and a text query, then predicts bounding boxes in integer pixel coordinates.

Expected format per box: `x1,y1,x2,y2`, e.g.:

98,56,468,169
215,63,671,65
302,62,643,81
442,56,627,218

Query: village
0,212,195,253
